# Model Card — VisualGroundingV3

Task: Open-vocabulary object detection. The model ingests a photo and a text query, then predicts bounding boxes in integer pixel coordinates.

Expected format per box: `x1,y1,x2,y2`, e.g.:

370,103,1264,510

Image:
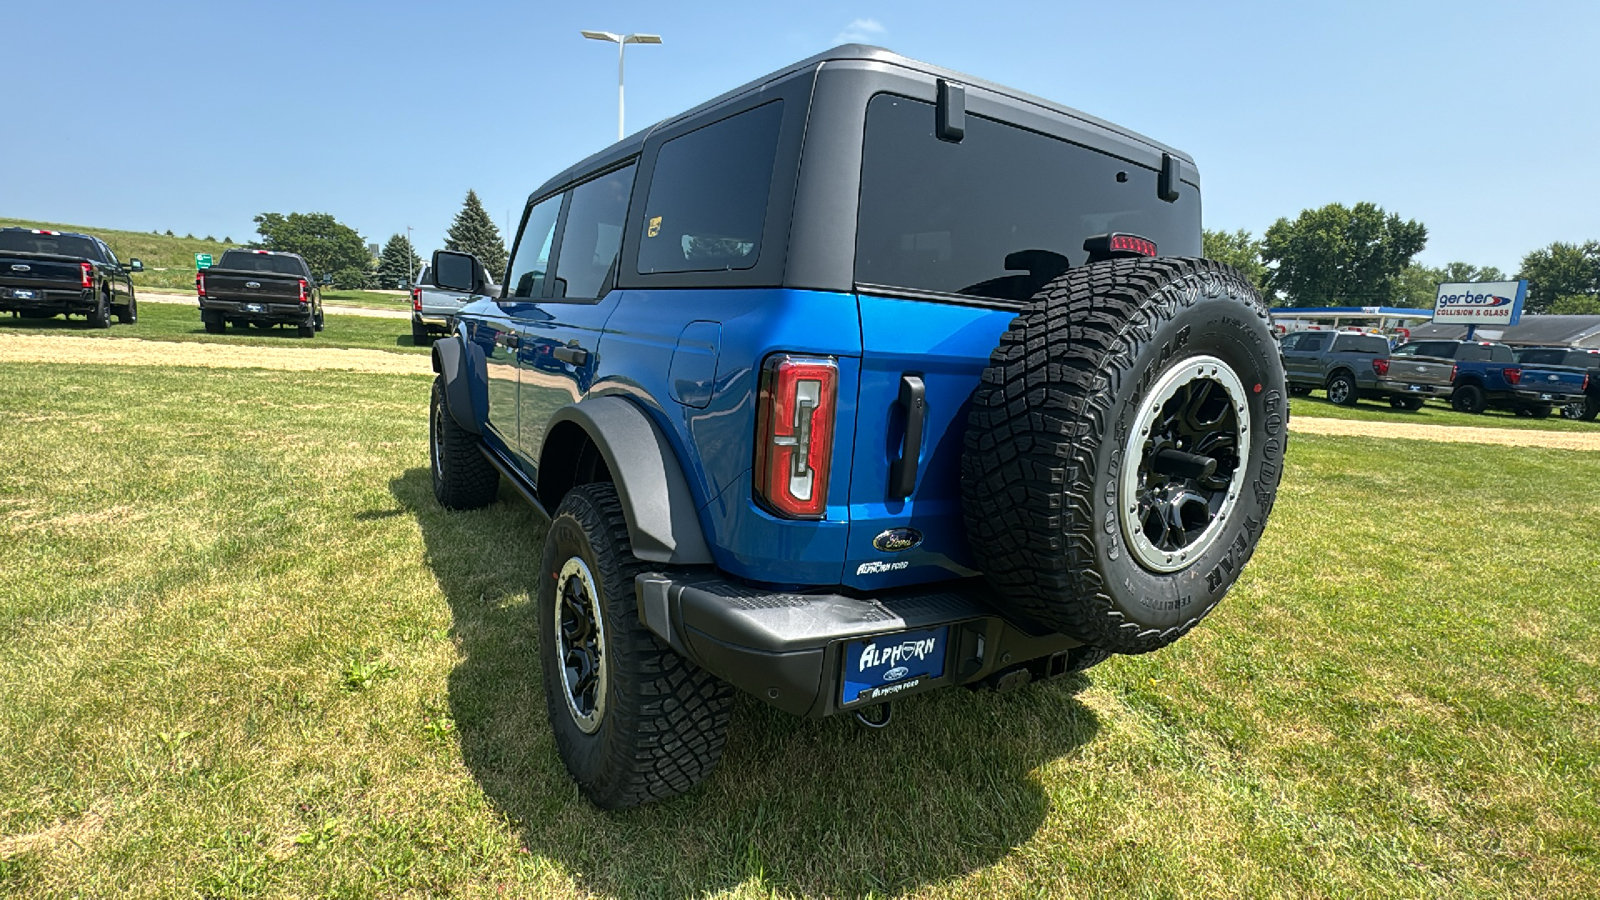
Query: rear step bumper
635,572,1084,717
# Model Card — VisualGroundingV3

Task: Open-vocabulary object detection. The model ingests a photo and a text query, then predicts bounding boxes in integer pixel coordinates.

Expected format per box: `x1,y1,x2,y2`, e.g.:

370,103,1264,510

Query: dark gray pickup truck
1280,331,1426,408
198,249,324,337
1516,346,1600,420
0,227,141,327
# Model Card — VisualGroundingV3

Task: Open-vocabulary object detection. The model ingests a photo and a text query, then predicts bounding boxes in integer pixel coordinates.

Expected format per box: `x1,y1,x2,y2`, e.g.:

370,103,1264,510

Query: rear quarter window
854,94,1200,303
636,101,784,275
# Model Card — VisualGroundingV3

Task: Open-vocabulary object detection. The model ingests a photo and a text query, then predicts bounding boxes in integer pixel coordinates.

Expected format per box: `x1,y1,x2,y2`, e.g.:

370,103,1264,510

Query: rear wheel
1452,384,1487,415
962,258,1287,654
202,311,225,334
1325,371,1358,406
86,291,111,329
1565,397,1600,421
539,483,733,809
1390,396,1425,411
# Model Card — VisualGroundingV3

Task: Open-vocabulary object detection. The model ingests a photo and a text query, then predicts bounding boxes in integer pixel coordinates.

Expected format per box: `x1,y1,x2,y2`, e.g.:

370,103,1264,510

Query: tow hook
853,703,892,730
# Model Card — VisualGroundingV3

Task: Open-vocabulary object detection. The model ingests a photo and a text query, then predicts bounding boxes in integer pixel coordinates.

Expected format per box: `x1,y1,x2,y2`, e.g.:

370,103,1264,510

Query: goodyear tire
539,483,733,809
429,376,499,510
962,258,1287,654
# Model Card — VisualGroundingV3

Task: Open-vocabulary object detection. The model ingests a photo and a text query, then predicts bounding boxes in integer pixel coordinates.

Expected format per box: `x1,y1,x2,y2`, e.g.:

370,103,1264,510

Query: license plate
1539,393,1554,401
1407,384,1426,392
9,289,36,300
244,303,265,313
841,626,948,706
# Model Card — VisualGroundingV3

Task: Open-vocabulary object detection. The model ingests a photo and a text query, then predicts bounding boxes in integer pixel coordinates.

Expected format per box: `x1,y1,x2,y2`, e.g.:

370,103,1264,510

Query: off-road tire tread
430,377,498,510
546,484,733,809
961,257,1274,654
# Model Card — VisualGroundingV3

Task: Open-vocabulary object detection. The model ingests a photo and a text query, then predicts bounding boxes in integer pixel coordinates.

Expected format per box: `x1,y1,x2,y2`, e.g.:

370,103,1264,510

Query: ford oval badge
872,527,923,553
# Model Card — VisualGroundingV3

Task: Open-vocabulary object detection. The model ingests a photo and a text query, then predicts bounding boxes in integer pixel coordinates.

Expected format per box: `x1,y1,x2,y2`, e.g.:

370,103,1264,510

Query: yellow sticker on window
647,216,662,238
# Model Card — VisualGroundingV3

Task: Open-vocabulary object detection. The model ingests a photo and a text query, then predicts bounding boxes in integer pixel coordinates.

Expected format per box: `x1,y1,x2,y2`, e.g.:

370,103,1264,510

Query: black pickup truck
0,227,141,327
198,249,324,337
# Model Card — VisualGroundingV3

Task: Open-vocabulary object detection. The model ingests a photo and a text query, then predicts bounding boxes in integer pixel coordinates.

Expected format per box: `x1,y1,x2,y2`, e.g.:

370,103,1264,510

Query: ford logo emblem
10,264,29,272
883,666,909,682
1548,374,1560,382
245,281,261,289
872,527,923,553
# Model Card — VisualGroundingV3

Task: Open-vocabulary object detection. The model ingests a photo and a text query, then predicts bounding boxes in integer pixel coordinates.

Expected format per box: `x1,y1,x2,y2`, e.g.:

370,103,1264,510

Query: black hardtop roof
526,44,1195,206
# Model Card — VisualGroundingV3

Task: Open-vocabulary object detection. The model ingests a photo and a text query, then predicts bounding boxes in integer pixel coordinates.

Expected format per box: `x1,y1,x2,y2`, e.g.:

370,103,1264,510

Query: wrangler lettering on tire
962,257,1286,654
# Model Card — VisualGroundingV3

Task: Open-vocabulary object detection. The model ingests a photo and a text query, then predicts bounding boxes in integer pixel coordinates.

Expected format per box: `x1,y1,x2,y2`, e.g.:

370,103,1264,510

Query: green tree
1261,202,1428,306
1438,261,1507,284
1549,294,1600,315
1394,263,1446,308
251,212,371,281
376,233,423,289
332,267,370,291
1517,241,1600,313
444,190,507,278
1202,228,1267,292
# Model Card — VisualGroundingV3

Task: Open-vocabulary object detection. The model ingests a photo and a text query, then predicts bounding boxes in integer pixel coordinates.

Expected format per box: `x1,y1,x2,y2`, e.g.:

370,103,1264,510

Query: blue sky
4,0,1596,274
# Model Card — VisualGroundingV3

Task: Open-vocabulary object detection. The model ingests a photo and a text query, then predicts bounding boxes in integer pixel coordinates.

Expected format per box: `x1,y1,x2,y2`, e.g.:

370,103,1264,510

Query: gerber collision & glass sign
1432,280,1527,326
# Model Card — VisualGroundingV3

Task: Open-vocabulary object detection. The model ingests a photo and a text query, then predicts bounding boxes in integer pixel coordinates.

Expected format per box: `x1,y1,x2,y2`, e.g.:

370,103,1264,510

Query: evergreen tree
377,233,423,288
444,189,507,278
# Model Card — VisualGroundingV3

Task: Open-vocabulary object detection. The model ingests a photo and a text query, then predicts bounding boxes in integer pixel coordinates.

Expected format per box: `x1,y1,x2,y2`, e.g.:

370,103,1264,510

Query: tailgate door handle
889,374,926,499
553,345,589,366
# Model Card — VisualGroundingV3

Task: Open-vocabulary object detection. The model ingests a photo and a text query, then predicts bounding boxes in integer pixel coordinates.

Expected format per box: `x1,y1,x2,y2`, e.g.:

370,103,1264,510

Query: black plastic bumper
635,572,1083,717
0,287,94,313
201,299,309,324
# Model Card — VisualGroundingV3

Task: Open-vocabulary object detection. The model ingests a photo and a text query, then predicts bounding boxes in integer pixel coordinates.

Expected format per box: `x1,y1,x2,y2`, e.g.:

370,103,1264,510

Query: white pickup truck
410,259,498,345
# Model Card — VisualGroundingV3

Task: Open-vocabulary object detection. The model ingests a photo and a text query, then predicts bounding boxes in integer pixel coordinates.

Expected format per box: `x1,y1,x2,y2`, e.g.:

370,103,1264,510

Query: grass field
0,301,425,356
1292,393,1598,433
1,359,1596,898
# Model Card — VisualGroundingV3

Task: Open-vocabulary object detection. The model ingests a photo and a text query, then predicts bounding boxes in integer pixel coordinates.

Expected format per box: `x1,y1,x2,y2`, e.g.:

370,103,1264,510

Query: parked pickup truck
0,227,141,327
1389,340,1579,417
1516,346,1600,420
1280,330,1428,409
198,249,324,337
423,45,1285,809
410,258,499,345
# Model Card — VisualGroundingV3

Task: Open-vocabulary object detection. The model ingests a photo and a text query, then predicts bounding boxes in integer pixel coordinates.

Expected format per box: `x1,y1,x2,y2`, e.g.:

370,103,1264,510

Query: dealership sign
1432,280,1527,326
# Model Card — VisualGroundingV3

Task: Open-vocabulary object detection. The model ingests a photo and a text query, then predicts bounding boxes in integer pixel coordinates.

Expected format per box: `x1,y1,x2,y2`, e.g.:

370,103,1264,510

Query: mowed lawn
1291,393,1600,433
1,361,1597,899
0,302,425,355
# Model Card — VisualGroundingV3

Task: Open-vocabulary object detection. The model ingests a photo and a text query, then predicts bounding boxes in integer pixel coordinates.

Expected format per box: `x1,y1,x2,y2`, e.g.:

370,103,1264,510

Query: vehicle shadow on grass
393,466,1101,899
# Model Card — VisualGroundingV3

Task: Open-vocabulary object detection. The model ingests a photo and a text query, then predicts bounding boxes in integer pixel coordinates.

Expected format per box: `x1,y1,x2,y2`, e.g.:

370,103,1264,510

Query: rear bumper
414,312,454,330
1508,387,1582,404
0,286,94,313
635,572,1083,718
1372,377,1446,397
201,298,309,323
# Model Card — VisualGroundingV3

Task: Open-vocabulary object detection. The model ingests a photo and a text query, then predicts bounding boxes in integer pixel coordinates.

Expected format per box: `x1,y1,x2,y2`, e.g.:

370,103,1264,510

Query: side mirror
431,250,481,293
128,258,144,273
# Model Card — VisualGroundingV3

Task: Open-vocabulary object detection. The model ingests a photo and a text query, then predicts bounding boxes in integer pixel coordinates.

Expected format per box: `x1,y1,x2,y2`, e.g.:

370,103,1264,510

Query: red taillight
1504,367,1521,386
196,272,206,297
412,287,422,312
1450,364,1458,383
754,354,838,520
80,261,92,289
298,278,308,304
1372,358,1390,377
1109,235,1158,257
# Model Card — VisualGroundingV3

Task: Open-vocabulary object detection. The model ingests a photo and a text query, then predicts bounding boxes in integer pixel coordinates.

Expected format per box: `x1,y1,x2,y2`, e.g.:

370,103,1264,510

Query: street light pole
405,225,414,289
580,30,662,141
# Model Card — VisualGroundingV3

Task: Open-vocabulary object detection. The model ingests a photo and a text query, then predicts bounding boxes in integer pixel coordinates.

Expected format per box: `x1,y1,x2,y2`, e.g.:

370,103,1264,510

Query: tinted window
0,231,100,259
552,165,634,299
856,95,1202,303
637,101,783,275
1303,334,1331,352
1488,344,1514,363
99,240,118,266
1279,334,1305,351
507,195,563,299
217,251,305,276
1458,344,1489,362
1394,341,1457,359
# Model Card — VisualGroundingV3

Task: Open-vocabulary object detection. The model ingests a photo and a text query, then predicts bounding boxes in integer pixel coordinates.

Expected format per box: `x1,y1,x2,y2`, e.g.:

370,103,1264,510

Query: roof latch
1158,152,1181,202
936,79,965,143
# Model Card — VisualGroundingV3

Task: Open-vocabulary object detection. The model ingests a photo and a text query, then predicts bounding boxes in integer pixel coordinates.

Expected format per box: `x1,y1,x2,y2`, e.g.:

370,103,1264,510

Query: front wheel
1326,372,1359,406
429,376,498,510
114,293,136,324
539,483,733,809
1452,384,1487,415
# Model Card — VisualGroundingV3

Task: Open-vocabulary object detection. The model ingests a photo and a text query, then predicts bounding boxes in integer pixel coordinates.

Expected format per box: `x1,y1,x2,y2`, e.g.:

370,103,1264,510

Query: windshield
855,94,1201,304
218,251,305,276
0,231,99,260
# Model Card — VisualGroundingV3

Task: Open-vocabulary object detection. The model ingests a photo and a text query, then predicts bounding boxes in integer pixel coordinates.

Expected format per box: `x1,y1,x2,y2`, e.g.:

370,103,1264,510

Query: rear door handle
889,374,926,499
553,345,589,366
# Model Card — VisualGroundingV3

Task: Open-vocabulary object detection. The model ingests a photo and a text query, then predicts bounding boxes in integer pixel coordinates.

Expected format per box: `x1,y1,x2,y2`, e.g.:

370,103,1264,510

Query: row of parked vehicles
1280,330,1600,420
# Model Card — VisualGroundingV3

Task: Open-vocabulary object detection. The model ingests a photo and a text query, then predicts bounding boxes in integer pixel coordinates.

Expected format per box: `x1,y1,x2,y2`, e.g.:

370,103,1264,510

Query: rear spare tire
962,258,1286,654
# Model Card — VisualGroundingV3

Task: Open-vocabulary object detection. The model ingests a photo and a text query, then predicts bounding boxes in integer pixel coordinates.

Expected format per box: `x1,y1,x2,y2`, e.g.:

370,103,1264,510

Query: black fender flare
542,397,713,565
430,335,484,435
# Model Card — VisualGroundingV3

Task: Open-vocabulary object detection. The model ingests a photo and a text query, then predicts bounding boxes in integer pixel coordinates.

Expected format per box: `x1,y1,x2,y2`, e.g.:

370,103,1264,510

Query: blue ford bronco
426,45,1286,808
